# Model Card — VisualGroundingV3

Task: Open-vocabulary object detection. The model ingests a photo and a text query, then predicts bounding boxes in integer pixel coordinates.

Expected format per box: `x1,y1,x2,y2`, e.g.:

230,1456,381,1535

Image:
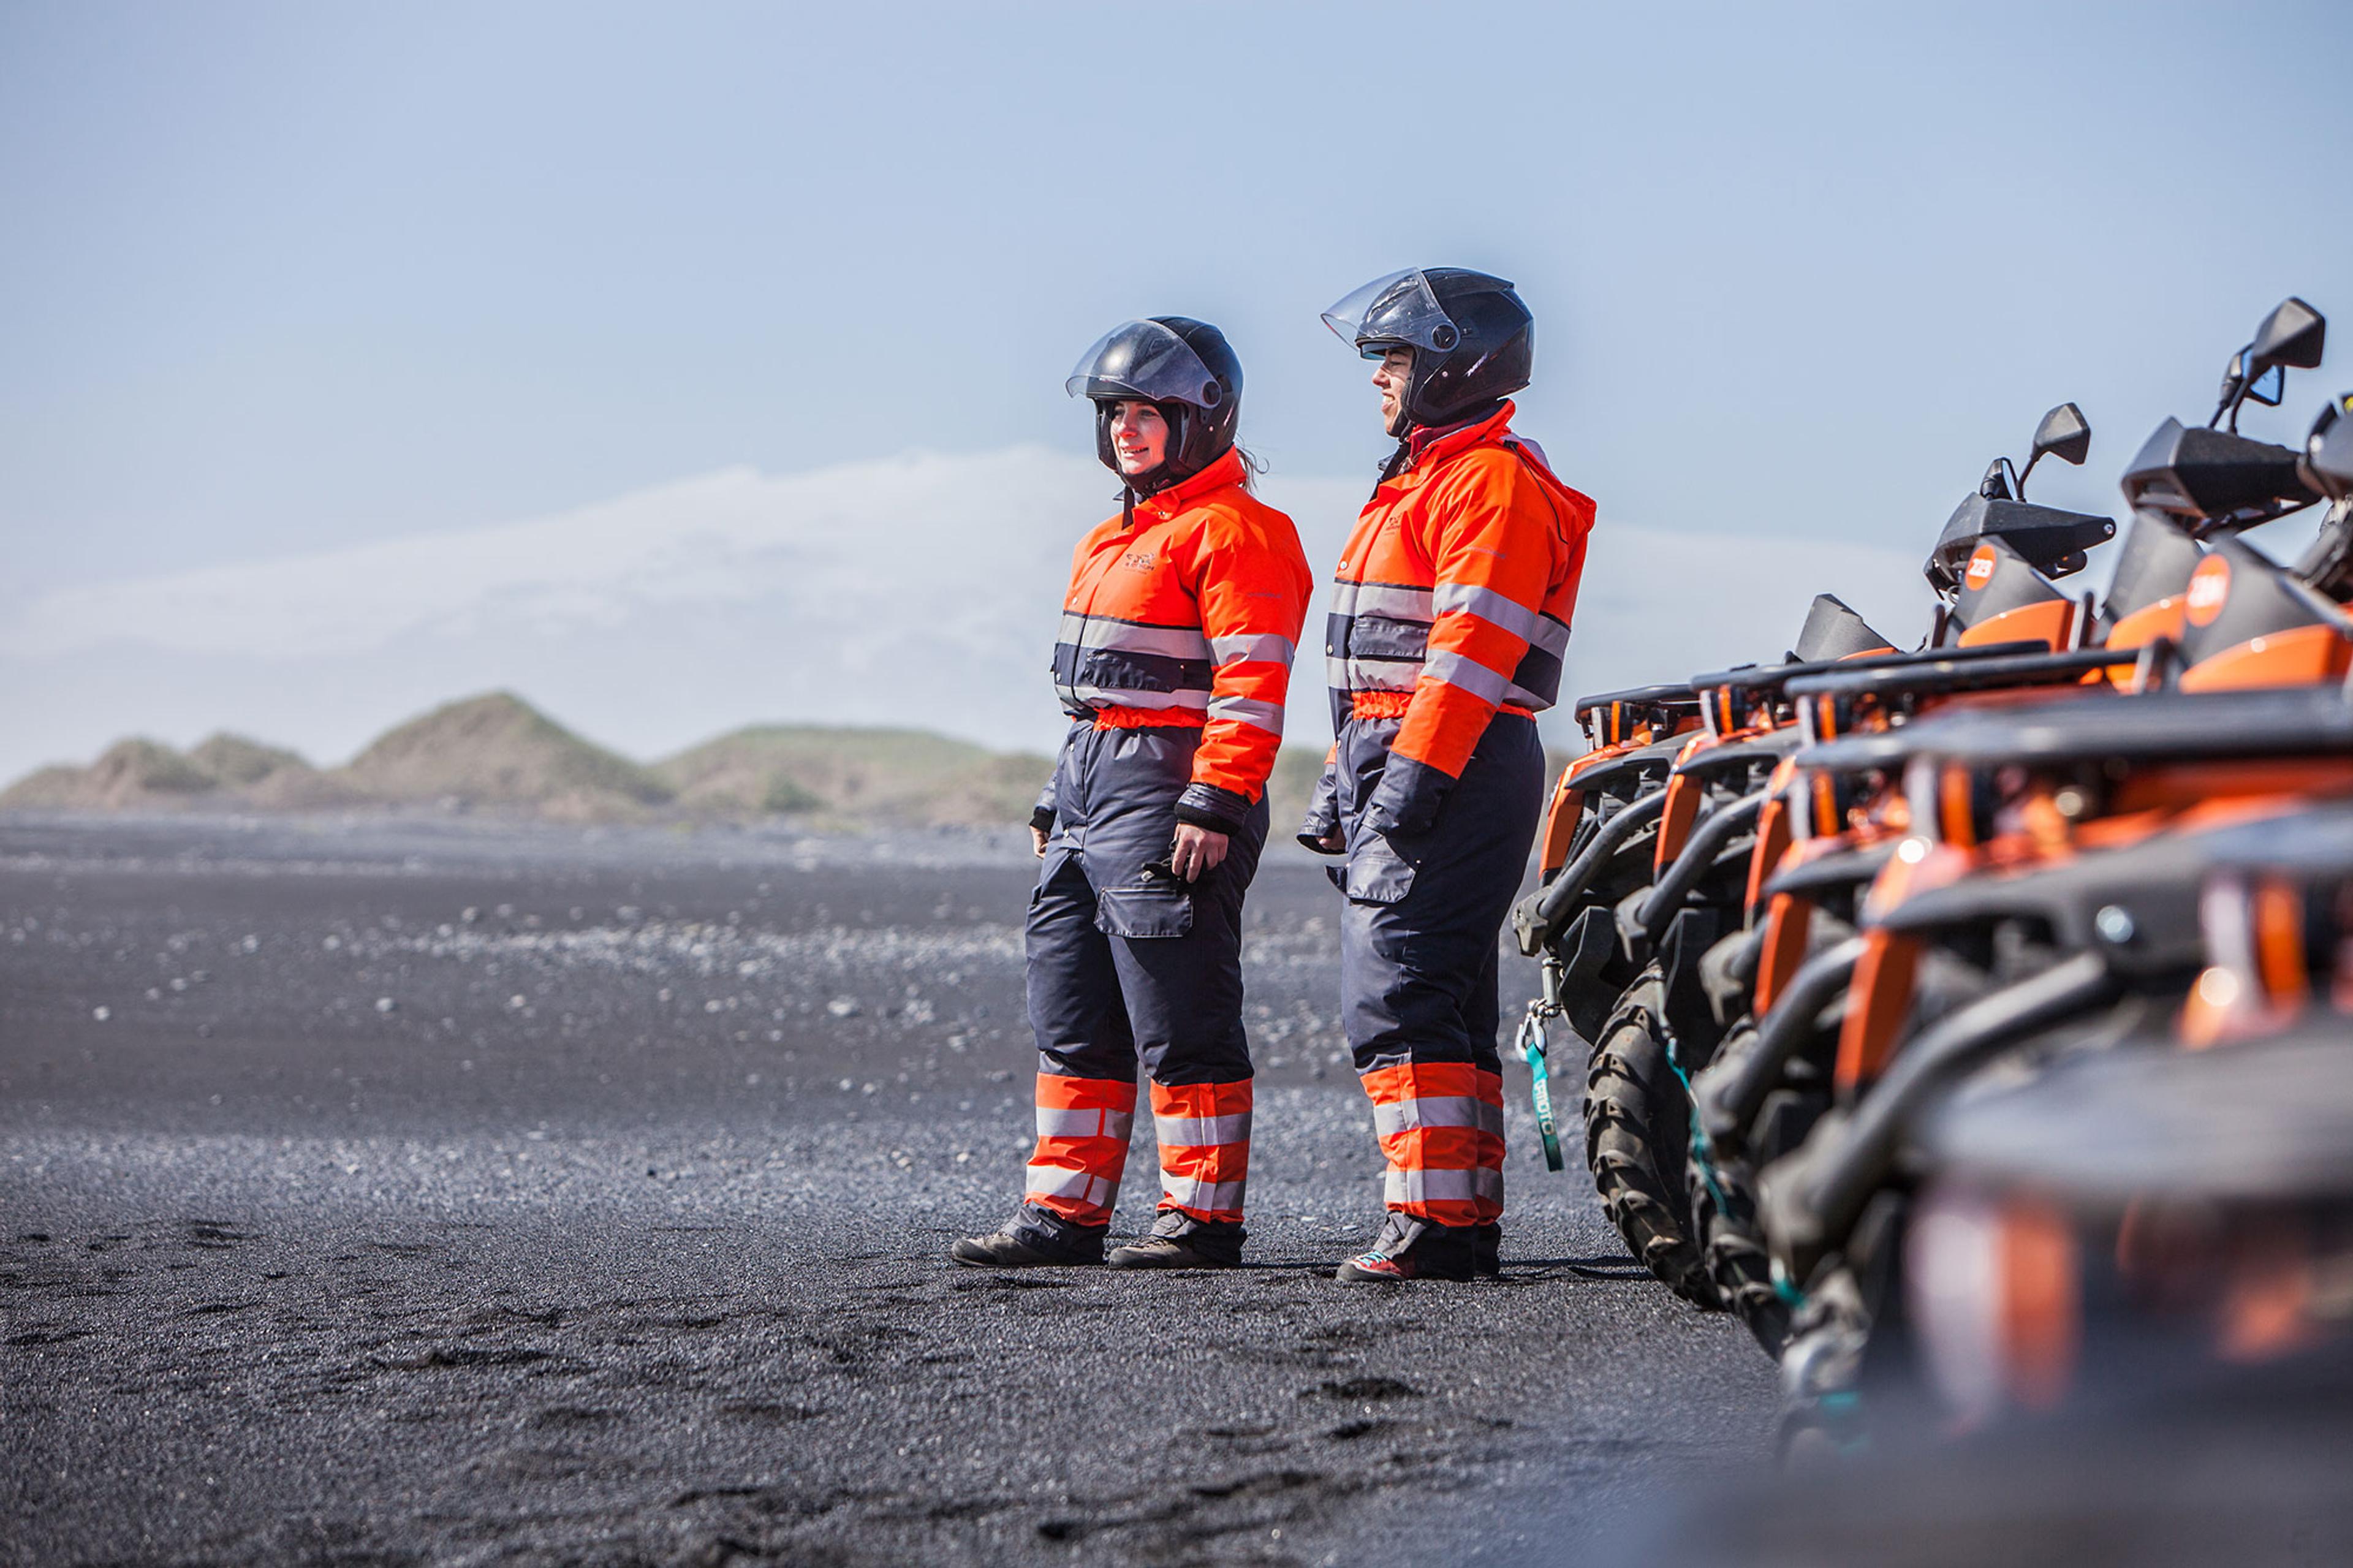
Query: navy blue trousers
1324,713,1544,1076
1027,722,1268,1088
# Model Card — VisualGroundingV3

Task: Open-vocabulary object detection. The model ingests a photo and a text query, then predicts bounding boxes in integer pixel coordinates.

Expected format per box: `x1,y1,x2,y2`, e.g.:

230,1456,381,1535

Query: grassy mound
341,692,674,818
657,725,1050,827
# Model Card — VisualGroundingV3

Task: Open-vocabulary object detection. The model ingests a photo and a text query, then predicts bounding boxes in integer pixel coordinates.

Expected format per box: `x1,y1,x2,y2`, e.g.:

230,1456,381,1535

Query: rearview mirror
2249,296,2326,373
2031,401,2091,466
2015,401,2091,494
2246,362,2286,407
1977,455,2016,501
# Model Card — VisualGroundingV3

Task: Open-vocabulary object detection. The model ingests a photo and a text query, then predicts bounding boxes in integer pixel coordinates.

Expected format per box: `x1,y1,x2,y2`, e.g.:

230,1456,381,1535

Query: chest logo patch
1121,550,1156,574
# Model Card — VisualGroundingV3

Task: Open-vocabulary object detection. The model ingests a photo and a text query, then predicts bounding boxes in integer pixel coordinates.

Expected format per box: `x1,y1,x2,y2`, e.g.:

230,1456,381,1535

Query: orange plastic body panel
2217,1221,2324,1364
1999,1200,2082,1411
1835,929,1921,1091
1958,599,2074,652
1651,727,1760,871
1538,786,1586,876
1745,795,1794,917
1654,773,1703,873
2253,878,2311,1010
1939,765,1980,847
1752,892,1813,1015
2105,595,2186,651
2178,624,2353,692
1540,732,1656,875
2112,760,2353,816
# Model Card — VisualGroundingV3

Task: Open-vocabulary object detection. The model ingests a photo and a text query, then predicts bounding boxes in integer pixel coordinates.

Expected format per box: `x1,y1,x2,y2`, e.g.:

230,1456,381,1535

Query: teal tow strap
1514,956,1569,1172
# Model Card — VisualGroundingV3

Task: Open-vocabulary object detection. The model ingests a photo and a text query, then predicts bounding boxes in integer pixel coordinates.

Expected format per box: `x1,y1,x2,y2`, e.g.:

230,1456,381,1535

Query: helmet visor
1065,320,1226,409
1321,268,1459,355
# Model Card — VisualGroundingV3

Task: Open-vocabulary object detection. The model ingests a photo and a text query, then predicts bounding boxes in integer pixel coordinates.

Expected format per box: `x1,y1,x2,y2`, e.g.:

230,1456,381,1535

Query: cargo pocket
1096,884,1194,939
1339,831,1417,906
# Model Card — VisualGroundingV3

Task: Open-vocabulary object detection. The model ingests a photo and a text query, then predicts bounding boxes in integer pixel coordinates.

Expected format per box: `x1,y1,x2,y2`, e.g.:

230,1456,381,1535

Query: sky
2,1,2348,778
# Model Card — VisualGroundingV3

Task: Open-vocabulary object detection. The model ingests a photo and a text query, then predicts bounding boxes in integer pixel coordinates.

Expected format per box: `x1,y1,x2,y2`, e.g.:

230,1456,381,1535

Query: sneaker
1335,1212,1478,1282
1107,1210,1245,1270
950,1207,1105,1267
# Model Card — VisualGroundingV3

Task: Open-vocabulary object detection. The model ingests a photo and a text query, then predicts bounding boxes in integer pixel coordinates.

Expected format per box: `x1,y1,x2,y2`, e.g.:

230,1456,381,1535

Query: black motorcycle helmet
1065,317,1243,494
1322,267,1534,436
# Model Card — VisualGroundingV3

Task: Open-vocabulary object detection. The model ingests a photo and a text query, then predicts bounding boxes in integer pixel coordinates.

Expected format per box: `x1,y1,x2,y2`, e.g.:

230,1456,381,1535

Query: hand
1170,824,1230,882
1029,825,1049,858
1305,826,1344,855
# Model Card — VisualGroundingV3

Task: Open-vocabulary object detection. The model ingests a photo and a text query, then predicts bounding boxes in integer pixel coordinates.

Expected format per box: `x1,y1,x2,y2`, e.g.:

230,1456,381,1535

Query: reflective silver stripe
1332,579,1435,623
1069,685,1211,712
1422,648,1511,703
1333,655,1419,693
1026,1164,1120,1208
1383,1165,1504,1206
1037,1105,1135,1140
1210,632,1296,668
1371,1096,1505,1140
1206,694,1284,736
1433,581,1542,642
1156,1111,1252,1148
1528,612,1572,659
1162,1174,1246,1213
1061,612,1213,662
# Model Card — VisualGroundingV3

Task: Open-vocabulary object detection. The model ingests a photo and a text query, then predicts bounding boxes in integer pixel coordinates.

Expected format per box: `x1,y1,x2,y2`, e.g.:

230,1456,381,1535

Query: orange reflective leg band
1151,1078,1251,1224
1360,1062,1506,1225
1023,1073,1137,1226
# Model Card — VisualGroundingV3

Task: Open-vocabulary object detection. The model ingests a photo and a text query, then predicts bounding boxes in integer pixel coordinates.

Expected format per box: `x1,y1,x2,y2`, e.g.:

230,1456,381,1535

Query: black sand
1,816,1774,1566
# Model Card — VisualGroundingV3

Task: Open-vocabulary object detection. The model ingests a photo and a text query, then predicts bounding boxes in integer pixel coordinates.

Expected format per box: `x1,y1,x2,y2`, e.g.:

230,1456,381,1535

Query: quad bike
1757,679,2353,1442
1653,958,2353,1563
1515,396,2124,1311
1727,303,2350,1445
1901,799,2353,1429
1678,295,2340,1373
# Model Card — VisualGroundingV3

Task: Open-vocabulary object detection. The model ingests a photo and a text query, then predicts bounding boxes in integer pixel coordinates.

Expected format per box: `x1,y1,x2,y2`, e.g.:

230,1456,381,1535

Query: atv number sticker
1963,543,1999,590
2185,554,2232,627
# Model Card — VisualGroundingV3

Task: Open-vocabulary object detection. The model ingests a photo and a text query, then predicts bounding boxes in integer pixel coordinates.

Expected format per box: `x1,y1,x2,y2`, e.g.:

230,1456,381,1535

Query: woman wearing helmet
953,317,1313,1271
1304,268,1597,1281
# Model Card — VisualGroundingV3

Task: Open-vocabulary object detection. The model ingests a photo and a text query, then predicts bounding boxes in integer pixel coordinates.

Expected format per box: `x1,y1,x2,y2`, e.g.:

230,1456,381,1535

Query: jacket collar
1132,445,1248,521
1404,401,1517,471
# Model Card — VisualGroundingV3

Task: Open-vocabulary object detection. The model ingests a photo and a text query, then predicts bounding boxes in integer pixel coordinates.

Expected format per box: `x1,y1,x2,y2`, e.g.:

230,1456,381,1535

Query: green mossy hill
657,725,1051,827
0,738,218,811
341,692,674,819
188,732,311,787
6,696,1548,832
0,765,85,810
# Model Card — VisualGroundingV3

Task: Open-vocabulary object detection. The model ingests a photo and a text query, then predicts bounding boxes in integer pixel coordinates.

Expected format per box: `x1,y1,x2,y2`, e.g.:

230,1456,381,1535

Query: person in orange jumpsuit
955,317,1313,1270
1302,269,1597,1281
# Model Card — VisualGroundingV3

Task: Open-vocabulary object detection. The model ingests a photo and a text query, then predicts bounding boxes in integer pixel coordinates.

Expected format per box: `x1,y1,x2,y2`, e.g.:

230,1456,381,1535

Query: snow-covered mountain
0,447,1934,782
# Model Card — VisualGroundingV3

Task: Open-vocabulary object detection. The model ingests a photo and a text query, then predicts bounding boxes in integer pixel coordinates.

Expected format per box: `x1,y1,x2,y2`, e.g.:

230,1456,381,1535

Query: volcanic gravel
1,814,1775,1566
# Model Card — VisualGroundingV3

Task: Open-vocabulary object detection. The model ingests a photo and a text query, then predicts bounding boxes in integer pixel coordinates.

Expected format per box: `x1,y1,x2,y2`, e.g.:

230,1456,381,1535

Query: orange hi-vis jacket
1324,403,1596,835
1052,446,1313,832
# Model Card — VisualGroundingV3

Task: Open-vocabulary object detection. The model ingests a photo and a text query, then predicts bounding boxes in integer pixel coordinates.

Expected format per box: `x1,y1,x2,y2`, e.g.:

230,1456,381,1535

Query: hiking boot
1107,1210,1245,1270
950,1206,1105,1268
1472,1222,1502,1278
1335,1211,1479,1282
